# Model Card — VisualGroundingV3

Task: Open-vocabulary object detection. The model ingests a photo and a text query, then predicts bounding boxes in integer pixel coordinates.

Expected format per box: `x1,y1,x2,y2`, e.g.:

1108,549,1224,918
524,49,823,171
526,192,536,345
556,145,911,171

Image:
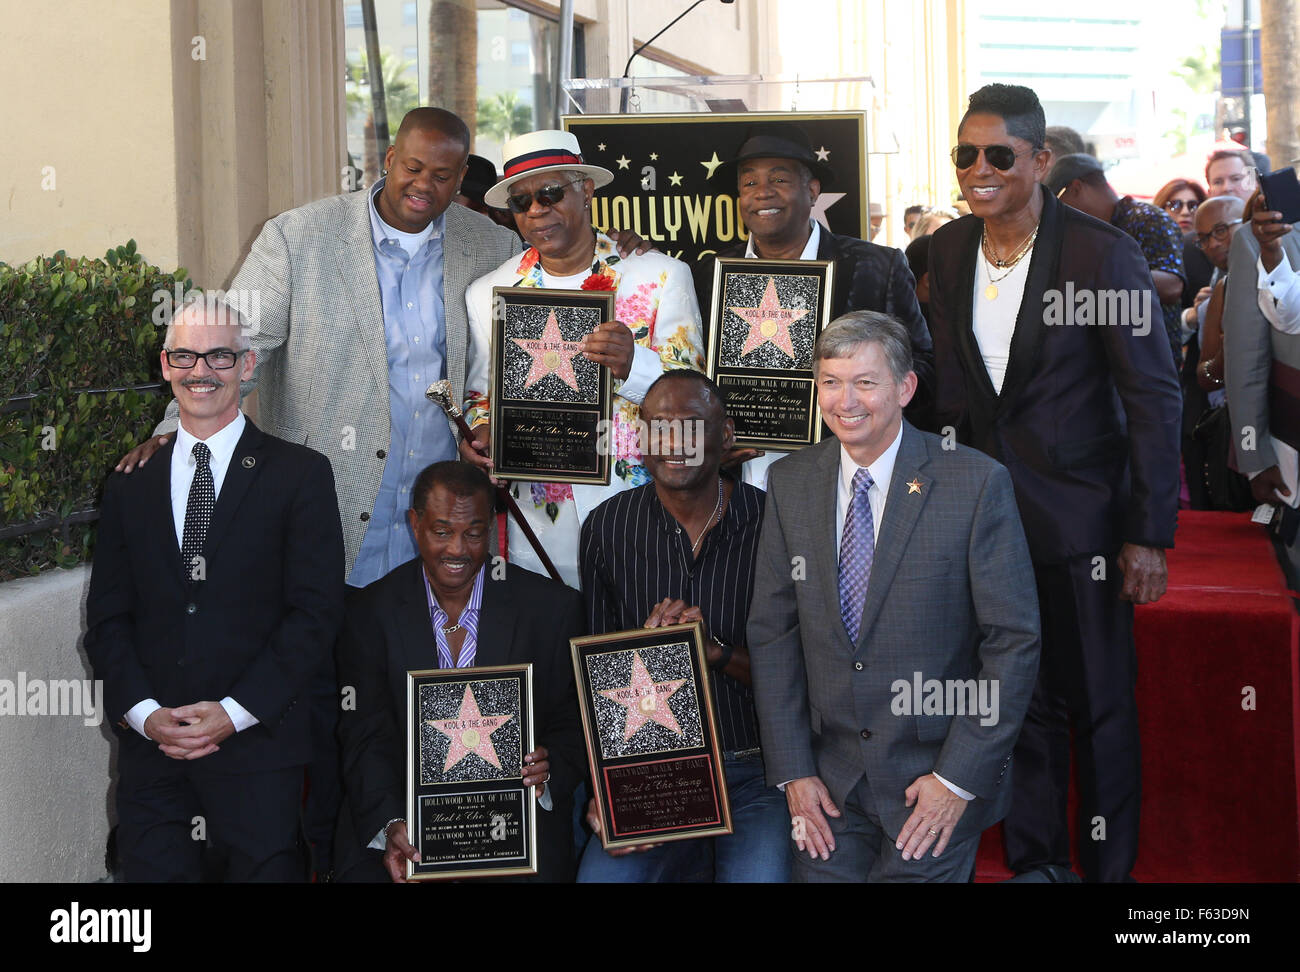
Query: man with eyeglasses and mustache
927,83,1181,883
86,300,345,881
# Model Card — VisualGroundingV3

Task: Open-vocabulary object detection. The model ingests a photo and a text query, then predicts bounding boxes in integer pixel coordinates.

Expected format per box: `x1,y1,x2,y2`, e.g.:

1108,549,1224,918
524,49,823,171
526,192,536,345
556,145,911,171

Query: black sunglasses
506,177,585,215
951,143,1032,171
1163,198,1200,214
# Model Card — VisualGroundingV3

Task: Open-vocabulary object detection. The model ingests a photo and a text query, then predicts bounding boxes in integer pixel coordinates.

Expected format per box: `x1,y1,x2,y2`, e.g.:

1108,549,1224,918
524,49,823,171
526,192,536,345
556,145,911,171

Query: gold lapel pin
907,478,923,494
242,456,256,469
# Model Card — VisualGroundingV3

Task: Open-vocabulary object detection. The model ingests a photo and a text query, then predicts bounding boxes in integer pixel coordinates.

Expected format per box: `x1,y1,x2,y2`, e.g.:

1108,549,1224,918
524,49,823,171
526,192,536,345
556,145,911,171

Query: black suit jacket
335,559,585,882
692,231,935,423
84,418,346,774
927,187,1182,563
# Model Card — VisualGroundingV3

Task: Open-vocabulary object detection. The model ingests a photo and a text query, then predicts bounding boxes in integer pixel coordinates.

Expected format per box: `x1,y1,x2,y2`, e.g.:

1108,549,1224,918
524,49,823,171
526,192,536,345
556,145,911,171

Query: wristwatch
1201,360,1222,386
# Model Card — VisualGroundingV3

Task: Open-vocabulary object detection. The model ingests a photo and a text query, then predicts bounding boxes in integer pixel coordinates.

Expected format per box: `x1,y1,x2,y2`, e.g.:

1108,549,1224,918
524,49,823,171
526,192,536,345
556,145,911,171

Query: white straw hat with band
483,129,614,210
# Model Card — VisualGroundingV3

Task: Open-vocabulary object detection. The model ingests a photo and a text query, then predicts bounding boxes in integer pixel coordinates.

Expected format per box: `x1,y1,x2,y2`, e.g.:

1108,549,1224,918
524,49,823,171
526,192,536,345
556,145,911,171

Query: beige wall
0,0,345,291
771,0,968,249
0,0,183,269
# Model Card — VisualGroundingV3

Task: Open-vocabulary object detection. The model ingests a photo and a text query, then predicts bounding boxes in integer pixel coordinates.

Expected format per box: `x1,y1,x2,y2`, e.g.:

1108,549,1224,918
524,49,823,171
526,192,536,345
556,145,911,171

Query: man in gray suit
1224,193,1300,580
747,311,1041,881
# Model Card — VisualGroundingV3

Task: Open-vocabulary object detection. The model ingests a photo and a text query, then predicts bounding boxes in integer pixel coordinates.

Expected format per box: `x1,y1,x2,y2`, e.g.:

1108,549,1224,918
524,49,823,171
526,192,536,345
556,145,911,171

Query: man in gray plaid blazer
124,108,520,586
1224,198,1300,579
747,311,1041,882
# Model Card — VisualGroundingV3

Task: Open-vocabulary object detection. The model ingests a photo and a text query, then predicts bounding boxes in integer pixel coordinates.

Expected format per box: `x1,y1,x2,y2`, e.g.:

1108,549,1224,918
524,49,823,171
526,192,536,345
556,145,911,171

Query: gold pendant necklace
981,226,1038,301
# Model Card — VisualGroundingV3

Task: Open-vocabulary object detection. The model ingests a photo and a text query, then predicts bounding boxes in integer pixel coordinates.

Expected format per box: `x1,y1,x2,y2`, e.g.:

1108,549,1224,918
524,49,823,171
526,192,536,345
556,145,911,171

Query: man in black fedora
692,125,935,474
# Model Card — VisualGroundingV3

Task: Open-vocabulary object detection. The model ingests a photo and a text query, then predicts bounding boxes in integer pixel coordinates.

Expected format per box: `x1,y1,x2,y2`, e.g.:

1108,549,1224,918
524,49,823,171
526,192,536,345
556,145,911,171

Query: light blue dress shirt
349,179,458,587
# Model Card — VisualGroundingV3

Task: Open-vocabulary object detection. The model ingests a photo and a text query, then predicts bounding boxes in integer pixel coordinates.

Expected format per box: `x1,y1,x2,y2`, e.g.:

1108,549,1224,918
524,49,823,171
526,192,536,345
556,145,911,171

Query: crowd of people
84,82,1297,885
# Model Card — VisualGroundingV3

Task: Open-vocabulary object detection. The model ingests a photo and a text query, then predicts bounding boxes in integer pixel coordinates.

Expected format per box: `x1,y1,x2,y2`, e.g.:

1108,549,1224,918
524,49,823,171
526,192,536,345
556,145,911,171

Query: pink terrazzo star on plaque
730,276,809,358
426,684,514,772
599,650,688,741
511,310,585,391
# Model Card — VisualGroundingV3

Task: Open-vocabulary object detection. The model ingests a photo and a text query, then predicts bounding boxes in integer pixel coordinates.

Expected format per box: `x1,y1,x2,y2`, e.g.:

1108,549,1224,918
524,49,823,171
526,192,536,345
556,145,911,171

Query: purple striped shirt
421,563,485,668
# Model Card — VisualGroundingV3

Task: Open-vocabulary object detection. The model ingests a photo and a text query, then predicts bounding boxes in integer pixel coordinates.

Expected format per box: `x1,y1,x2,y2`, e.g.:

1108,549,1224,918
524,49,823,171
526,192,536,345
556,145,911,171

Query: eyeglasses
951,143,1033,171
164,348,246,369
1163,198,1200,214
1195,219,1243,248
506,178,585,214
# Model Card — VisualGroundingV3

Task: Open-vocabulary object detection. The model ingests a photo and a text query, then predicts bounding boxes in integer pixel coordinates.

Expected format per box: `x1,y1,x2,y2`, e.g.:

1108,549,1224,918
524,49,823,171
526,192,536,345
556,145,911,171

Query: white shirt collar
367,178,443,250
746,218,821,259
175,410,246,470
839,421,904,496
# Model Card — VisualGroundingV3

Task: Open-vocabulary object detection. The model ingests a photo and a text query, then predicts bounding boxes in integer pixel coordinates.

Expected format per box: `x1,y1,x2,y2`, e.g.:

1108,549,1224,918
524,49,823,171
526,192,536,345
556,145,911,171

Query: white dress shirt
1257,248,1300,335
125,411,259,738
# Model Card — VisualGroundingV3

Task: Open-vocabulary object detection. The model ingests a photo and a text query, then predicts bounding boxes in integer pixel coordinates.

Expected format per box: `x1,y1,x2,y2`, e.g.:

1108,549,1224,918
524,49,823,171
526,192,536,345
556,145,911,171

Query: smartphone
1259,167,1300,225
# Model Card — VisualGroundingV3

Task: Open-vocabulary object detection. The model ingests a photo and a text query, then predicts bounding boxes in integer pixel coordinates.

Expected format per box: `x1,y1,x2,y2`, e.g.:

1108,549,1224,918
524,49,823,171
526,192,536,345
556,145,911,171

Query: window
342,0,582,188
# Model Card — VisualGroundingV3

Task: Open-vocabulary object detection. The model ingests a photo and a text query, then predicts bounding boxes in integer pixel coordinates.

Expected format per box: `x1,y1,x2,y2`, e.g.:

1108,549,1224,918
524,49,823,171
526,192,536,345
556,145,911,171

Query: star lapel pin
907,478,923,494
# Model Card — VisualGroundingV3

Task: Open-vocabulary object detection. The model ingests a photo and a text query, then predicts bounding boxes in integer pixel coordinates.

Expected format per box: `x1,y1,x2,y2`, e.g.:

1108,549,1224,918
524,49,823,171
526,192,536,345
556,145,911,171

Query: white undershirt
972,245,1034,394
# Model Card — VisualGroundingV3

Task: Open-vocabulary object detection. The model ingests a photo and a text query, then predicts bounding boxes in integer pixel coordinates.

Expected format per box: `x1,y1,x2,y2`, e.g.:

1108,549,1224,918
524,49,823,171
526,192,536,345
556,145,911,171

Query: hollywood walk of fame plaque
405,664,537,880
571,622,732,850
706,258,834,452
490,287,615,485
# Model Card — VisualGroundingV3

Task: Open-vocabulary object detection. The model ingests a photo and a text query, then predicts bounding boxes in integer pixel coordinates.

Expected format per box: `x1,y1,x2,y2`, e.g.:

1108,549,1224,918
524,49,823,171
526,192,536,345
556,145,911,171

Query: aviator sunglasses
951,143,1032,171
1163,198,1199,214
506,177,586,214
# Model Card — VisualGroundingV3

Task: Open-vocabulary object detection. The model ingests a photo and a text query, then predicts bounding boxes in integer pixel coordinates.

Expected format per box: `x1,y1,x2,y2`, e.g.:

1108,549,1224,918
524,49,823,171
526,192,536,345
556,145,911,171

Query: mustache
181,377,222,388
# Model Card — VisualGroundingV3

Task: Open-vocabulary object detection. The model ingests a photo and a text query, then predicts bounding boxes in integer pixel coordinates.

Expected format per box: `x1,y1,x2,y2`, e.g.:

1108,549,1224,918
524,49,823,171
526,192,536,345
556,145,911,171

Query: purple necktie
838,468,875,643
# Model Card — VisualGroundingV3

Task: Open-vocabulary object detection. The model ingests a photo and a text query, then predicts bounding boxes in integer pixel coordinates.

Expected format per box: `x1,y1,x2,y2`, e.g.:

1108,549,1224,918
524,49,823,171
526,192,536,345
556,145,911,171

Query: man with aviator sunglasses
928,83,1181,883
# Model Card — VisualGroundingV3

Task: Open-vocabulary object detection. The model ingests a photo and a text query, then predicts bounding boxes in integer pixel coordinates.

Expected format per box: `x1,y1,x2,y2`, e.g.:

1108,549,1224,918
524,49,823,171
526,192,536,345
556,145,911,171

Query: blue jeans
576,754,791,883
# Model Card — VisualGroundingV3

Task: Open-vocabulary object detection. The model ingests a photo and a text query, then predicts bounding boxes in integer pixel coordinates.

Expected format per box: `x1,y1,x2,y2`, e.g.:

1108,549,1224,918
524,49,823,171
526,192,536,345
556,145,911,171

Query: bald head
1194,194,1245,229
395,107,470,157
1194,194,1246,271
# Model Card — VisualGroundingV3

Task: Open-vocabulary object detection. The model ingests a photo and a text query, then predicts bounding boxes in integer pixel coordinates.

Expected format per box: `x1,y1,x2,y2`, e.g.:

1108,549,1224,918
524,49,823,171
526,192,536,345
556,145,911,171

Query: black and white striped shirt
579,478,764,753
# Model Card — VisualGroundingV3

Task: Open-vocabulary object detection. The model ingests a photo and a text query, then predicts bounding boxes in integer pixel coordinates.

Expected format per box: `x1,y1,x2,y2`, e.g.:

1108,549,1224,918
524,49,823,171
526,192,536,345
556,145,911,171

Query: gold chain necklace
981,226,1038,300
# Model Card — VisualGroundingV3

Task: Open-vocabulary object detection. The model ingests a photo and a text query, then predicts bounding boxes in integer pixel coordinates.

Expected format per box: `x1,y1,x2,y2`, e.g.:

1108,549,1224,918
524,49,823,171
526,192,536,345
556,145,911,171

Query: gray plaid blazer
1224,223,1300,475
157,191,520,572
747,421,1041,842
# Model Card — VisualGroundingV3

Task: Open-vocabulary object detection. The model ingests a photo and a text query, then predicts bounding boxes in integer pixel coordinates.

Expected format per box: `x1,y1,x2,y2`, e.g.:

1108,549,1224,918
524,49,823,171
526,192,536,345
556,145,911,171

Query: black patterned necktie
181,442,214,583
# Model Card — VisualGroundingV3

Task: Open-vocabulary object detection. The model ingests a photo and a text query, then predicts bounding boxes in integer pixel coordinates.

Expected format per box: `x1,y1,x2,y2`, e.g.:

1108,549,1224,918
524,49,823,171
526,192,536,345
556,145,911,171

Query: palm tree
477,91,533,144
1261,0,1300,172
428,0,478,145
346,49,420,185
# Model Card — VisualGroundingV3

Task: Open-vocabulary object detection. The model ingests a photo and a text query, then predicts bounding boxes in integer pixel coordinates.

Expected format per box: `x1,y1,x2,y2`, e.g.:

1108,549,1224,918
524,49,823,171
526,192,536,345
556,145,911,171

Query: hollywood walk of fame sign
707,257,835,452
406,664,538,880
571,622,732,850
564,112,868,268
490,286,615,486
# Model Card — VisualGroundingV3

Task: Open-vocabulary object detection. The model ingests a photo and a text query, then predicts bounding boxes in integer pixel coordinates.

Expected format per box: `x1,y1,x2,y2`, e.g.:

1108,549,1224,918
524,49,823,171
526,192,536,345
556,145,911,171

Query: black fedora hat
712,125,834,189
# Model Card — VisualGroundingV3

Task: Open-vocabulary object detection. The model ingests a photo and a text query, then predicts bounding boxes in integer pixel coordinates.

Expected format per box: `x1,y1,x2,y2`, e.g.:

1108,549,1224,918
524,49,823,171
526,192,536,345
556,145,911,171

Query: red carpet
975,511,1300,881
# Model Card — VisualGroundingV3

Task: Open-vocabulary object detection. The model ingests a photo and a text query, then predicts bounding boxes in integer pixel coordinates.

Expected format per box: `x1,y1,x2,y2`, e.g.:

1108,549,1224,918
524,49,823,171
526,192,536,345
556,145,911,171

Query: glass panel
341,0,581,190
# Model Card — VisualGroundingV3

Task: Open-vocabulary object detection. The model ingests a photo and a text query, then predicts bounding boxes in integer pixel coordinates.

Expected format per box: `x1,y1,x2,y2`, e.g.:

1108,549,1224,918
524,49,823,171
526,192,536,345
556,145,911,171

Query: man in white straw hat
462,129,705,588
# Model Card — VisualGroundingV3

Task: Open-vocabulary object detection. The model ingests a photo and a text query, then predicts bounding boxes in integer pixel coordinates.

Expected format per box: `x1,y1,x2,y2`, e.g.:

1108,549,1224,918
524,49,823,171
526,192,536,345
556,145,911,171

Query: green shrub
0,241,188,580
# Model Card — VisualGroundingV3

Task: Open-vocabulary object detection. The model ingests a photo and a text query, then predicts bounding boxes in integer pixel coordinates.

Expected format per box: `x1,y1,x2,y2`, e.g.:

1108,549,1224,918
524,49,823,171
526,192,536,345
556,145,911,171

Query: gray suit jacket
1224,223,1300,475
158,191,520,571
747,422,1041,842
